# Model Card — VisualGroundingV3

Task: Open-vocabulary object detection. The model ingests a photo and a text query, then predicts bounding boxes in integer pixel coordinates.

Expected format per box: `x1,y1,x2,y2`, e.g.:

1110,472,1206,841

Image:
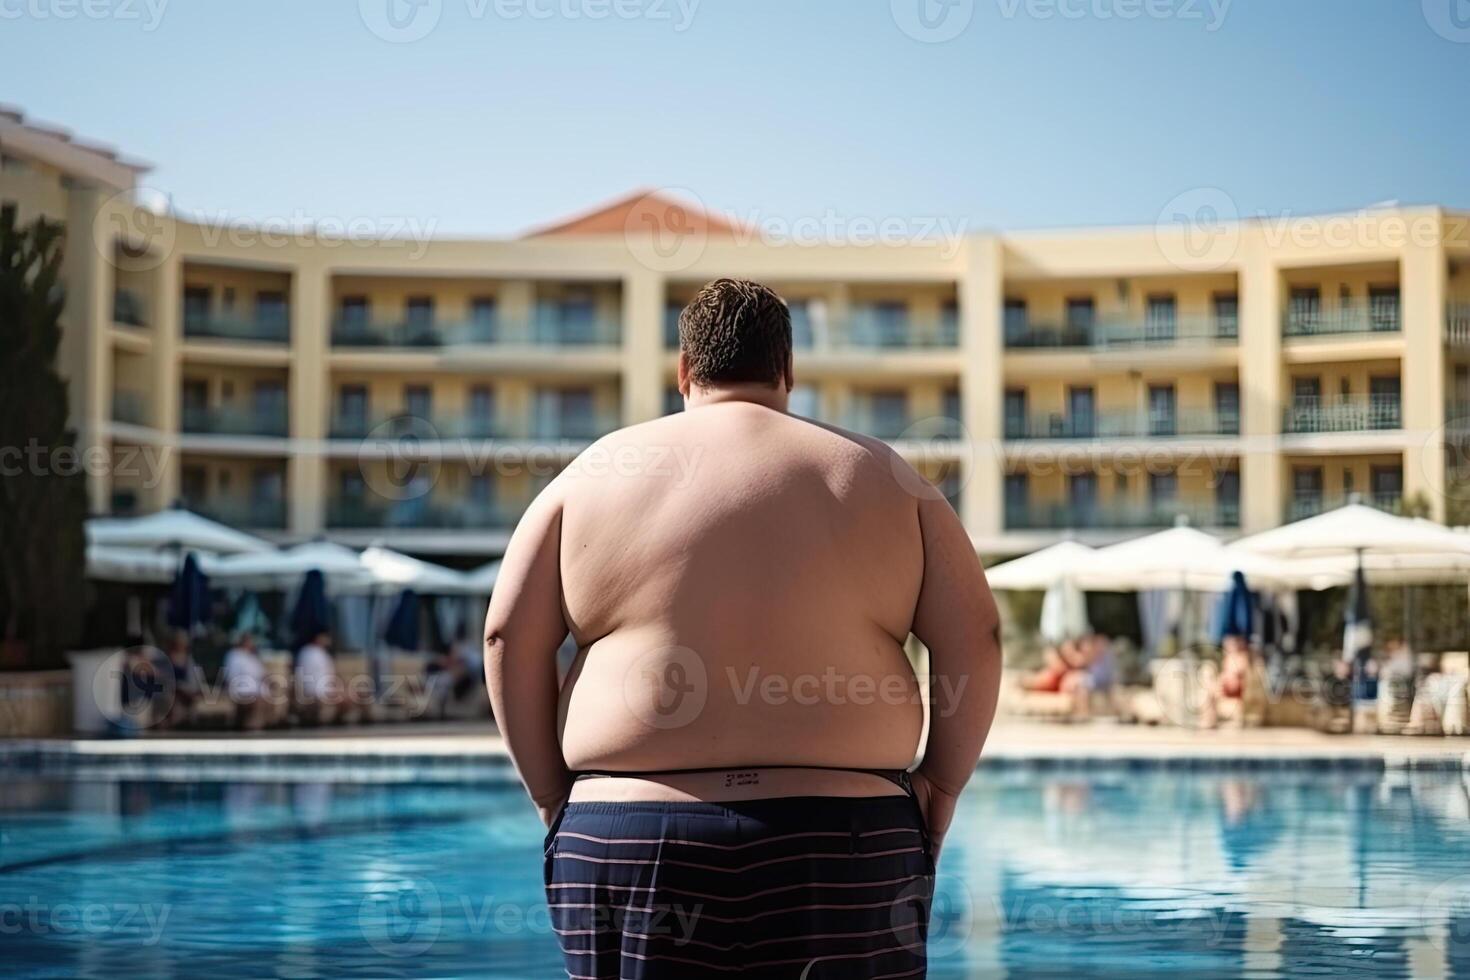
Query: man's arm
910,492,1002,859
484,488,573,827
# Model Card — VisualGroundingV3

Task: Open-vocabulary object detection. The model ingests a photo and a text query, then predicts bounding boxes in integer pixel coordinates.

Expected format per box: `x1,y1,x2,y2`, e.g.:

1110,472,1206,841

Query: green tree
0,204,87,670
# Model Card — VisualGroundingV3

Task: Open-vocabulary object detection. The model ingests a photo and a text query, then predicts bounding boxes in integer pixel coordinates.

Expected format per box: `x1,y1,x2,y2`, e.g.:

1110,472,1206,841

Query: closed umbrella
384,588,421,651
166,552,210,632
1039,577,1090,645
291,569,332,649
1343,562,1374,665
1211,570,1257,644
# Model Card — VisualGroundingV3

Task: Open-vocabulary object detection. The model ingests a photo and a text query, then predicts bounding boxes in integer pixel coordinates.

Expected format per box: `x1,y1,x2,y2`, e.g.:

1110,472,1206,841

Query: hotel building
5,107,1470,562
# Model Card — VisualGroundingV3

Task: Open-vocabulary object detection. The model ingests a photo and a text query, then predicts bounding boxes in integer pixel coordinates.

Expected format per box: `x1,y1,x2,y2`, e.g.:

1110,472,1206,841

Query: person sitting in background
1200,635,1257,729
1023,642,1079,694
294,630,339,726
222,632,269,731
426,634,487,720
157,631,202,730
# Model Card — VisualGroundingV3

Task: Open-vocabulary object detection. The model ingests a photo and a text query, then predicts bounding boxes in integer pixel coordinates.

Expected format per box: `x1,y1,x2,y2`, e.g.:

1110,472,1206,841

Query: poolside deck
5,719,1468,772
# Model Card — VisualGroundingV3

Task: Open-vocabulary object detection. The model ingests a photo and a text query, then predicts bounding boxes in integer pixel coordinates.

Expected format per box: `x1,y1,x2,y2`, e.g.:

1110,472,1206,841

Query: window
1067,386,1095,438
1369,376,1402,429
183,286,210,330
1369,286,1400,332
556,295,597,344
1003,299,1028,343
251,467,283,504
664,302,683,348
942,387,962,427
339,296,370,331
255,290,287,332
1148,384,1177,436
1370,465,1403,505
1292,466,1324,519
1004,473,1029,525
338,385,368,435
1068,473,1099,521
1213,293,1239,339
222,287,237,311
252,380,287,434
403,385,432,422
1003,389,1028,439
868,390,909,439
181,379,209,414
339,470,366,500
1214,382,1241,435
1215,470,1241,526
1065,298,1095,340
1145,294,1177,341
469,385,495,436
788,299,814,349
405,296,433,325
470,297,497,341
1148,471,1178,510
182,465,208,505
664,386,684,416
1288,287,1321,334
558,388,596,439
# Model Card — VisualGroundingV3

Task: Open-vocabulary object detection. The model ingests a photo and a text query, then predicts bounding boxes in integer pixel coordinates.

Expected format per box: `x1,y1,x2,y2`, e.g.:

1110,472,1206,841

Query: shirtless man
486,278,1001,978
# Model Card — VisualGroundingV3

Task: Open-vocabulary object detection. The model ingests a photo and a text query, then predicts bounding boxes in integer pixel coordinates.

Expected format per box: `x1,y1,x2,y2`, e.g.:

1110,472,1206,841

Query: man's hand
909,770,960,865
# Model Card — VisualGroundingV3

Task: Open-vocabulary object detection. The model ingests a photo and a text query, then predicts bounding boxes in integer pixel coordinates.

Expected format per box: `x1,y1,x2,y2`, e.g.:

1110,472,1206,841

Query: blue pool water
3,767,1470,978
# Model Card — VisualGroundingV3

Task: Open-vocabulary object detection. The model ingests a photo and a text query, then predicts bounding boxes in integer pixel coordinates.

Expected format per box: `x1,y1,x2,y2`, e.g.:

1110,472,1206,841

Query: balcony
186,496,288,530
1005,409,1239,441
111,390,150,426
822,308,959,351
1448,304,1470,348
113,288,147,328
1003,314,1235,351
1283,300,1400,338
184,311,291,344
182,404,290,438
331,309,622,349
326,497,523,530
329,411,618,442
1006,499,1239,531
1282,395,1401,434
1286,492,1402,523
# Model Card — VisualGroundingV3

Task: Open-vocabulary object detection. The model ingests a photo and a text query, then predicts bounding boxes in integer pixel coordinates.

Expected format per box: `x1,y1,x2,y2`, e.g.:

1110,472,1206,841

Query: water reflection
1,769,1469,978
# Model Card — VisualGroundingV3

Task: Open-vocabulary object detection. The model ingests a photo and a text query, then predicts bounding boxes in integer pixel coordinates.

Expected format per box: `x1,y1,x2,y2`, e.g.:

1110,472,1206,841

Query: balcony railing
113,288,147,327
1282,299,1400,338
186,497,288,530
1005,409,1239,441
330,411,618,442
326,497,524,530
184,312,291,343
1286,492,1402,523
1003,315,1235,351
1448,304,1470,348
331,310,622,348
821,309,960,351
1282,395,1401,434
182,404,290,437
1006,499,1239,531
111,390,150,426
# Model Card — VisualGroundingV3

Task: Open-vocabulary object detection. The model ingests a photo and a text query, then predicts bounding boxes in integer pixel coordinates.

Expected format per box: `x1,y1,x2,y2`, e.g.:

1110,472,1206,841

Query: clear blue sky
3,0,1467,235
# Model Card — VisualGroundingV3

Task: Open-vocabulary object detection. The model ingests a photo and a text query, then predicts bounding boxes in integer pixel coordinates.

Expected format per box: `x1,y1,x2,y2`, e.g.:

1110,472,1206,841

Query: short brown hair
677,278,791,387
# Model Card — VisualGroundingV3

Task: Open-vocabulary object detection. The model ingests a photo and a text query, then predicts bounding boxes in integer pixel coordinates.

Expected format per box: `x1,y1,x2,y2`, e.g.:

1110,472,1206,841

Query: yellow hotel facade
7,107,1470,561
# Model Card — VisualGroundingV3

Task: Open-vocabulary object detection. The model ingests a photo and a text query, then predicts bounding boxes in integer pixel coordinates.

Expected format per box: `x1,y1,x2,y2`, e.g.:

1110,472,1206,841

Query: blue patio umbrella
384,588,421,651
291,568,332,651
1211,570,1256,645
166,552,211,632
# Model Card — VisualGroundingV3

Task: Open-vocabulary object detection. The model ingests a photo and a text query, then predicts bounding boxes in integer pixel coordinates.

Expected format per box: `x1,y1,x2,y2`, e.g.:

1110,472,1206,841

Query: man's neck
685,383,788,412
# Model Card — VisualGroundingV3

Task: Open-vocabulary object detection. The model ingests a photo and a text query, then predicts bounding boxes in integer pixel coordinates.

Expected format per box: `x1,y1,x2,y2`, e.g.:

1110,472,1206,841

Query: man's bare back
556,401,926,780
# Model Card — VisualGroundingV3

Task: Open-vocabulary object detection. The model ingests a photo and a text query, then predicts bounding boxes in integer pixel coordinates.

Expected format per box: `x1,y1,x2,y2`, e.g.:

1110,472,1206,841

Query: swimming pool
3,766,1469,978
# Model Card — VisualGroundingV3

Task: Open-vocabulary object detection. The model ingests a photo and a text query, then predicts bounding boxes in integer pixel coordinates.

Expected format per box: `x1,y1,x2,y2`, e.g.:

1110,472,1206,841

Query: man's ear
677,350,691,396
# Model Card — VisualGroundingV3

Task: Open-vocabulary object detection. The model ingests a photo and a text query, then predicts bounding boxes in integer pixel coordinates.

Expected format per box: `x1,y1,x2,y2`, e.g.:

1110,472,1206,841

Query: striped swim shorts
544,794,935,978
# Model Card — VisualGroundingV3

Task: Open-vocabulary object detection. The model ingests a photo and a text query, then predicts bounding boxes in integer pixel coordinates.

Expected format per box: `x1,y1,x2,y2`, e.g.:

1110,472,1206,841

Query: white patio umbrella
1039,577,1090,644
85,544,208,584
87,508,273,556
986,541,1096,591
1071,525,1337,593
208,540,374,591
359,545,476,595
462,560,502,594
1233,503,1470,578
